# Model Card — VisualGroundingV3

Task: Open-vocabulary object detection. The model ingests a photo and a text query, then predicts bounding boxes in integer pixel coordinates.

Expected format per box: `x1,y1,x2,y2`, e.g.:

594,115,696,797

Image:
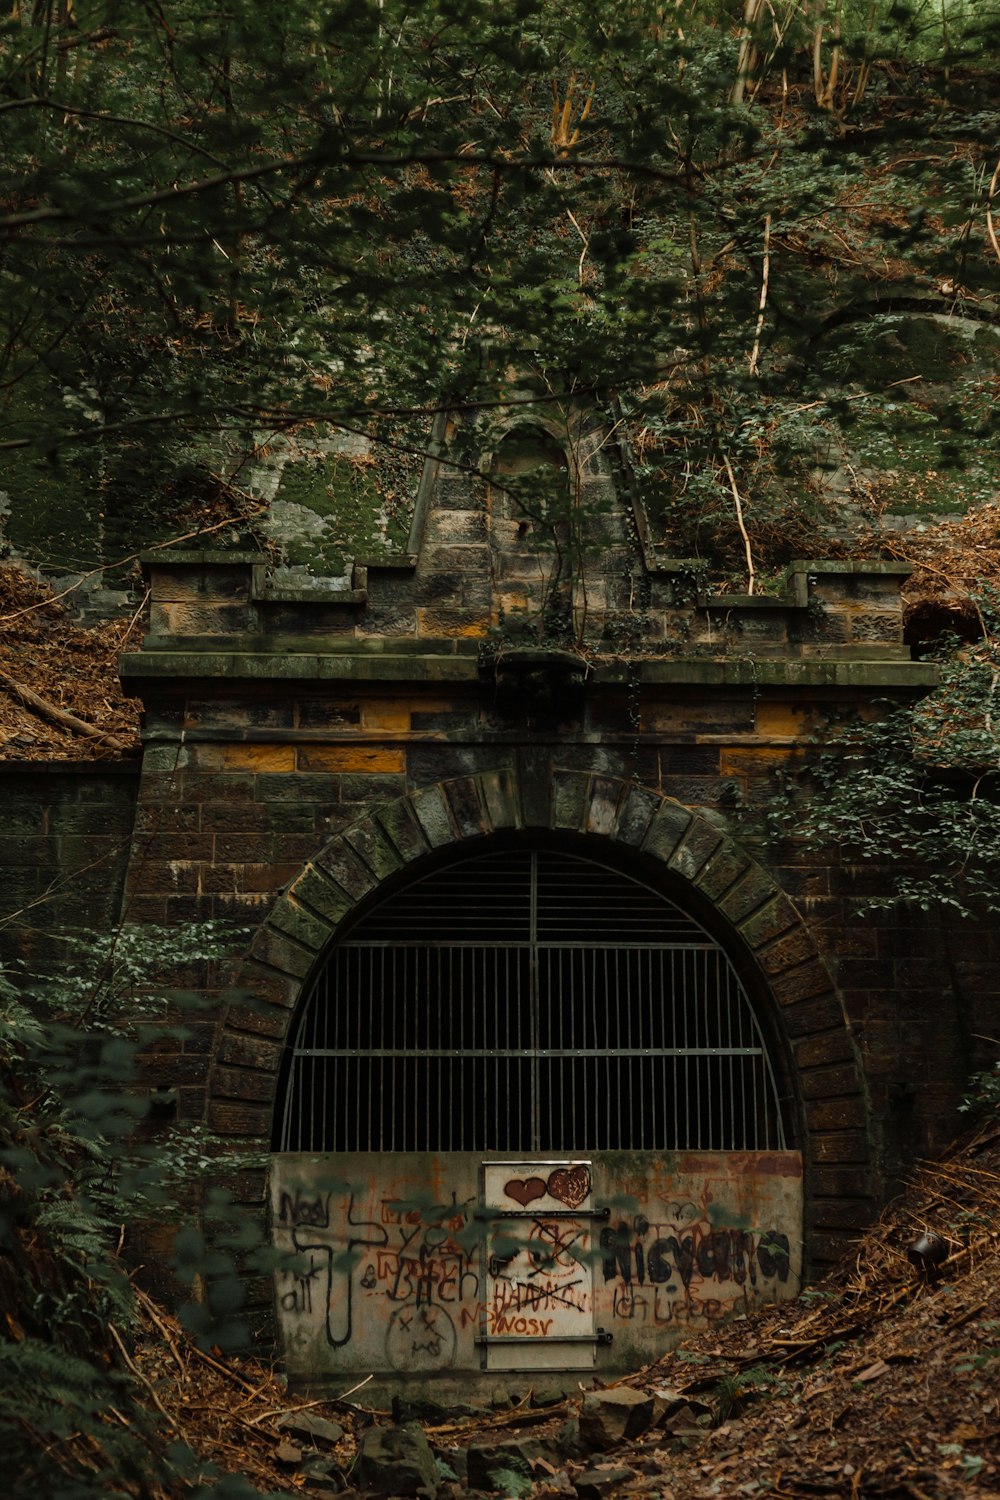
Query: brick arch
210,768,871,1270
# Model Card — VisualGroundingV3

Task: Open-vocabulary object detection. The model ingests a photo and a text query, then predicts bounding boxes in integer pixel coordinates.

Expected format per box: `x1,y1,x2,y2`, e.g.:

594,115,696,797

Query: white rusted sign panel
481,1160,596,1370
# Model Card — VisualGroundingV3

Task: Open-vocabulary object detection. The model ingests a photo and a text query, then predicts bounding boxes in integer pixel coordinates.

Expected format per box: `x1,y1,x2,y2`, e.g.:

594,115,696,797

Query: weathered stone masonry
3,429,999,1353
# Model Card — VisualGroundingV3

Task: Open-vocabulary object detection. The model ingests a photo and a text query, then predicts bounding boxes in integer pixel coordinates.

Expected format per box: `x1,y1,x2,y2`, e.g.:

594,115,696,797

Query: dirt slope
123,1112,1000,1499
0,564,141,759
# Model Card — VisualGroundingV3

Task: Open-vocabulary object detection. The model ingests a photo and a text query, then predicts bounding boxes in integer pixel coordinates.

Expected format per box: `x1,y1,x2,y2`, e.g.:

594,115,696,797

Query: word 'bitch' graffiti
276,1183,480,1370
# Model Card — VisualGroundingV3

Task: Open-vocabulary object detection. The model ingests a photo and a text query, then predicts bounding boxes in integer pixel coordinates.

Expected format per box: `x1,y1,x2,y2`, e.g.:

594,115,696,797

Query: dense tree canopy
2,0,998,577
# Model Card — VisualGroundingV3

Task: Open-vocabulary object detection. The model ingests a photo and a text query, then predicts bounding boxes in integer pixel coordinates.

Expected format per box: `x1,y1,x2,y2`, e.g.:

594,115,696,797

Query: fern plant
0,924,277,1498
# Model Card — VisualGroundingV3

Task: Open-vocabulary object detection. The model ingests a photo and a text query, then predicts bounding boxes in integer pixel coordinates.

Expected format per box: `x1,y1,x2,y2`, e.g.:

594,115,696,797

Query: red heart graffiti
504,1176,547,1207
547,1165,590,1210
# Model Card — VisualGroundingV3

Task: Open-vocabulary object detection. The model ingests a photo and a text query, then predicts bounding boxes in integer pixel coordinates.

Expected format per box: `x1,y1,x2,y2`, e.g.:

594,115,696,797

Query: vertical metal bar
544,949,552,1151
359,954,367,1152
427,946,435,1154
732,965,740,1146
389,953,397,1152
690,951,699,1150
604,949,611,1153
679,950,688,1149
310,977,319,1150
379,948,386,1146
291,986,303,1151
741,980,749,1148
731,960,740,1146
671,950,679,1149
338,959,345,1154
459,948,466,1154
609,945,621,1148
530,854,538,1153
653,948,660,1149
455,948,464,1158
496,944,503,1152
510,942,517,1153
320,964,329,1152
565,945,573,1153
503,943,510,1154
491,944,497,1152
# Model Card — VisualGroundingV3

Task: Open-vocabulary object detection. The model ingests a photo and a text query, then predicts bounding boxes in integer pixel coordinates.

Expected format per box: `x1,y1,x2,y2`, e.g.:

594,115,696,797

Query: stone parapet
130,550,929,681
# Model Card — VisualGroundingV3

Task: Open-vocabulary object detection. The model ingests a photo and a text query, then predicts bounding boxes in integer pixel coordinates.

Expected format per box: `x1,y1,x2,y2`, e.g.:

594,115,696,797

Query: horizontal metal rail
475,1331,614,1346
292,1047,766,1061
475,1207,611,1221
278,848,787,1155
344,940,718,952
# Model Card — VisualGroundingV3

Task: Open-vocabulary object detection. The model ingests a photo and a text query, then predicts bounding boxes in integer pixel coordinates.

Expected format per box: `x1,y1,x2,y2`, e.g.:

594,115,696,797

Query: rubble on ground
120,1111,1000,1499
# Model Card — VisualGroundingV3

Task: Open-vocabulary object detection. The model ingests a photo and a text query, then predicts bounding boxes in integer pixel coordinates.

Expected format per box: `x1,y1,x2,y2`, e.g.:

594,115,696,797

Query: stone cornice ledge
119,649,939,690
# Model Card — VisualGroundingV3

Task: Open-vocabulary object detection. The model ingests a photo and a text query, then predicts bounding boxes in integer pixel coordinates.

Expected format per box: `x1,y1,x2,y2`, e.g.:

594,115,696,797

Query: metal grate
277,849,786,1154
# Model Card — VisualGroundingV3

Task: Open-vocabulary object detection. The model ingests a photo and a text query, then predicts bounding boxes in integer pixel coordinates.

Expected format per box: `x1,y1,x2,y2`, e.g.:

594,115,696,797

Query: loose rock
574,1466,637,1499
274,1440,303,1466
276,1410,345,1445
579,1388,655,1451
354,1421,440,1496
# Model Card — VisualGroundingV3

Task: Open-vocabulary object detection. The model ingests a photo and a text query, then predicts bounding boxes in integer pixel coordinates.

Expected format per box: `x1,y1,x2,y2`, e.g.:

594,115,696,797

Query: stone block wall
0,763,139,974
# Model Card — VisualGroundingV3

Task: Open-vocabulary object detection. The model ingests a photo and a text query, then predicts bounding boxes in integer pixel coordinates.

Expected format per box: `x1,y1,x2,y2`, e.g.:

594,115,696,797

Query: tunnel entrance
271,843,802,1389
276,847,788,1156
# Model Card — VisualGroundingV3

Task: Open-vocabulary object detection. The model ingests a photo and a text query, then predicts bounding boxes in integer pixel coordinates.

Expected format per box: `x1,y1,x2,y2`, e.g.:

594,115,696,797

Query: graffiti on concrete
276,1184,388,1350
486,1165,594,1347
275,1174,480,1369
271,1151,802,1379
503,1164,591,1210
599,1195,791,1327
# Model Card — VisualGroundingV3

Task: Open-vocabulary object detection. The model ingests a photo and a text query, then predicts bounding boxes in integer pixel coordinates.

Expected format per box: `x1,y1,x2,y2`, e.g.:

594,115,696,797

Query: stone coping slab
120,649,939,690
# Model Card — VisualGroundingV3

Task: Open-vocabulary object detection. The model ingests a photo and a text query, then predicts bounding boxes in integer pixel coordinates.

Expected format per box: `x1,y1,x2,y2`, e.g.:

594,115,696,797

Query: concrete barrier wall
271,1149,802,1394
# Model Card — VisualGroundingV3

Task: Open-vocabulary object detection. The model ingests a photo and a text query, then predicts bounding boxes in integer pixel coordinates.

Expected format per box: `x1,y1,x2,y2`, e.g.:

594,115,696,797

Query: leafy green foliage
0,923,277,1496
959,1057,1000,1115
2,1,999,580
758,597,1000,916
714,1362,789,1423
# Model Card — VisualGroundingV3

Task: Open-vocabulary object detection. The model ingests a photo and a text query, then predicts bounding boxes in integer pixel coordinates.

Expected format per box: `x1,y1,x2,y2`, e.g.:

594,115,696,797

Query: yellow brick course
359,701,412,731
754,702,811,738
415,609,490,638
203,744,296,772
720,745,796,778
296,746,406,773
360,696,462,729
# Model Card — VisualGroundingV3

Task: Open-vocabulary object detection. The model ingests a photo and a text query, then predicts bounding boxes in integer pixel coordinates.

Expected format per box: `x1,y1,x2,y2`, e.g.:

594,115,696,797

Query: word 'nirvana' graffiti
601,1211,790,1291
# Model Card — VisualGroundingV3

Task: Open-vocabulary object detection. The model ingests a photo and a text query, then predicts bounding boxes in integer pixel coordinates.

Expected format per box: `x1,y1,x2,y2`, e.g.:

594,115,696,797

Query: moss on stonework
255,422,423,576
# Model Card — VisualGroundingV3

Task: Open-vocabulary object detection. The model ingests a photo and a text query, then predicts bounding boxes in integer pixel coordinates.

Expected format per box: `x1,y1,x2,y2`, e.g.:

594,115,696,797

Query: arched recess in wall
486,425,575,632
209,768,872,1276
